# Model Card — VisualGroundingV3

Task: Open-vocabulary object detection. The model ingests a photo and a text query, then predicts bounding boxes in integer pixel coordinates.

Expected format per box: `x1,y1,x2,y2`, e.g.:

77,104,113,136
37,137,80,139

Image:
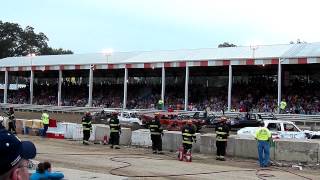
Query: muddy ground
20,135,320,180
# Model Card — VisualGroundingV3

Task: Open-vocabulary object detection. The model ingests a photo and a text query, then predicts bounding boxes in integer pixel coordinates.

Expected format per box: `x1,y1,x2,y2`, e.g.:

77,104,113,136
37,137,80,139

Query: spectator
0,129,37,180
30,162,64,180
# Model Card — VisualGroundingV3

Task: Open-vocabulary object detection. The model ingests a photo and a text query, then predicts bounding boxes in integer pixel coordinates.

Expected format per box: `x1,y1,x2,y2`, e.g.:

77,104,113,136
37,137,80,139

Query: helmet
9,107,13,110
85,111,91,116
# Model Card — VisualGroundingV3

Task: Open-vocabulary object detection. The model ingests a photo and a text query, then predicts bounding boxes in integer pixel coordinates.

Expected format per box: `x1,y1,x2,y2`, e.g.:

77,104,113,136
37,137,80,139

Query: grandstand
1,43,320,114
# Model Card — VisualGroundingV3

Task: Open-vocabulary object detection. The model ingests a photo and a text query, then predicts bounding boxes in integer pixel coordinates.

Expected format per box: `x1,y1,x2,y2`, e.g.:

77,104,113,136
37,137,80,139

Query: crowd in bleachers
4,77,320,114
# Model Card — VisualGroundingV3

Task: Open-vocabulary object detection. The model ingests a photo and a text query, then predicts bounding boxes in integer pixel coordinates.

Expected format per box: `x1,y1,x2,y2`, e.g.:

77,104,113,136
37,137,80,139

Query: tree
40,47,73,55
0,20,73,59
289,39,307,44
218,42,237,48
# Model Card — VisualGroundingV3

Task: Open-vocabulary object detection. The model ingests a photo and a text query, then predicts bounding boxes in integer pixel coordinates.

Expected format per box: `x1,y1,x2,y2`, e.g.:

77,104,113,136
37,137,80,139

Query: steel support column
123,68,128,109
184,66,189,111
227,64,232,112
58,70,62,106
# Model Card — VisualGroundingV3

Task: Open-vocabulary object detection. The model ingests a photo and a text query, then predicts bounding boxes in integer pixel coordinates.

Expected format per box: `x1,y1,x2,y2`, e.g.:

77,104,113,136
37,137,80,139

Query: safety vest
215,124,229,141
280,101,287,110
149,119,163,135
110,118,120,133
182,125,196,144
82,115,92,131
41,113,49,125
255,127,271,141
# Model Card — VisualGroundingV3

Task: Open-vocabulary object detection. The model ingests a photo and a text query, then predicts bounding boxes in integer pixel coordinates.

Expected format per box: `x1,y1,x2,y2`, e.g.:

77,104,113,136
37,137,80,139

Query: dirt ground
14,111,83,123
19,135,319,180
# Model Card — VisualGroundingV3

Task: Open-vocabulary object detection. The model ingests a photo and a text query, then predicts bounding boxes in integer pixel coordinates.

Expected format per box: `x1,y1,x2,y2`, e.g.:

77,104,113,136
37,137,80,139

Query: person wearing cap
109,112,121,149
255,122,272,167
0,129,37,180
41,110,49,137
5,107,16,134
181,120,196,154
82,111,92,145
215,116,230,161
149,113,163,154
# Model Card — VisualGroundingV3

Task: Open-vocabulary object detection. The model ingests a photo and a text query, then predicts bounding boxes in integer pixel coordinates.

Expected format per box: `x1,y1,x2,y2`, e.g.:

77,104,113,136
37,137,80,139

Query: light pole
28,53,36,105
277,58,284,114
102,48,113,64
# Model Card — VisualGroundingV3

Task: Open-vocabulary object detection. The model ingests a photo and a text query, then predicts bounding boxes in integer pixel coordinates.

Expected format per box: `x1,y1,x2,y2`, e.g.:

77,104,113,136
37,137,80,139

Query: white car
118,111,143,130
237,120,308,139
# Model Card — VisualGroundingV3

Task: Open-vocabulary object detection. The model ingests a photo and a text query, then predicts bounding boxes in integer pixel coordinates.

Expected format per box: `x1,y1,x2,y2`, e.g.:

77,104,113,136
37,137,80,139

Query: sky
1,0,320,54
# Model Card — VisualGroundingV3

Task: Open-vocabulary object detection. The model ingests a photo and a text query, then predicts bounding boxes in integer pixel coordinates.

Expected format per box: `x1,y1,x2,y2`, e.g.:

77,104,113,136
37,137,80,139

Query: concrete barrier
162,131,181,152
120,128,131,145
200,134,236,156
275,139,319,163
163,131,200,153
200,134,216,154
94,124,109,142
131,129,152,147
234,138,259,159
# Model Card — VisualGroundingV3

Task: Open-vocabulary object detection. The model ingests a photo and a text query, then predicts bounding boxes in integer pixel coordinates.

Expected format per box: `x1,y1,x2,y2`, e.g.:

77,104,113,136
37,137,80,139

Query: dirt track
20,135,320,180
14,111,84,123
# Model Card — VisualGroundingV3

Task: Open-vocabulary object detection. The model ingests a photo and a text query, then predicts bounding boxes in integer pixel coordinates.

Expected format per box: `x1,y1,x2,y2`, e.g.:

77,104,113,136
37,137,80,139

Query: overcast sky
1,0,319,53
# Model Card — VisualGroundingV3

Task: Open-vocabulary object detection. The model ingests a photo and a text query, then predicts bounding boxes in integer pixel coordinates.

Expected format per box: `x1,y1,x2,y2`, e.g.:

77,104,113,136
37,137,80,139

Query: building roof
1,42,320,70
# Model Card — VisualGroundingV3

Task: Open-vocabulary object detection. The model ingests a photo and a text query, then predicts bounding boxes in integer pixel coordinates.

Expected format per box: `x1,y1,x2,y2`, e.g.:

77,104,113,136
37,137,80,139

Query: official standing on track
109,112,121,149
6,107,16,134
215,116,229,161
149,113,163,154
82,111,92,145
41,110,49,137
255,122,272,167
181,120,196,154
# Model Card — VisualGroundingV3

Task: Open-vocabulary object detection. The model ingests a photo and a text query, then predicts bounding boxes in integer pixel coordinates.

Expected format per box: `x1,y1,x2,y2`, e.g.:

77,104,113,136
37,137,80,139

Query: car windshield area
284,123,299,132
267,123,281,131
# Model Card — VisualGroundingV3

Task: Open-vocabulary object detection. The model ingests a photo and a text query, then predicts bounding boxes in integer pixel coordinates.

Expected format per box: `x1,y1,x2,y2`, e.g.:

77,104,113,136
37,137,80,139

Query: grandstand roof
1,42,320,71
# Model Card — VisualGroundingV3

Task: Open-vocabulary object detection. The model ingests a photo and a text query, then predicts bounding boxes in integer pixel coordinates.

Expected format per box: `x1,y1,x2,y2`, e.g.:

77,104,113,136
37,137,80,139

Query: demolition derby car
140,112,206,132
205,113,277,130
93,109,143,130
237,120,320,139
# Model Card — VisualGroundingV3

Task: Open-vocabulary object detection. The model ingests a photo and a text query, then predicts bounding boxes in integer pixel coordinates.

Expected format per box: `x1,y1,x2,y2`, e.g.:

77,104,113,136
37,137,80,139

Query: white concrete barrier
120,128,131,145
275,139,319,163
163,131,200,153
131,129,152,147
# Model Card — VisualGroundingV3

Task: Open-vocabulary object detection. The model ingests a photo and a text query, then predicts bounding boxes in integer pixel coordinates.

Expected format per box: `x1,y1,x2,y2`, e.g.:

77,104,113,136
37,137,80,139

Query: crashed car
140,112,205,132
118,111,143,130
237,120,320,139
93,109,143,130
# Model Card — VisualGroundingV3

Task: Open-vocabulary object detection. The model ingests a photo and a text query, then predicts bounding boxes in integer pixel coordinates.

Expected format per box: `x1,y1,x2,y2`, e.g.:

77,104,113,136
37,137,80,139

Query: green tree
0,20,73,59
218,42,237,48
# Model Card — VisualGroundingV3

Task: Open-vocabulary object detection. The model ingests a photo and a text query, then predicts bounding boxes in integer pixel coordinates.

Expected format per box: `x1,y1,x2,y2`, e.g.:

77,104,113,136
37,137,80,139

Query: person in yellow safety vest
109,112,121,149
280,99,287,114
215,116,230,161
82,111,92,145
181,120,196,154
158,99,164,110
41,110,49,137
255,122,272,167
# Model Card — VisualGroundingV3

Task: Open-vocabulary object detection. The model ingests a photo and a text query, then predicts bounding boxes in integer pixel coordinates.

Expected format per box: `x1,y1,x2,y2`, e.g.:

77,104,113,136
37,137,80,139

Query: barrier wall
162,131,201,152
119,128,131,145
275,139,319,163
131,129,152,146
198,134,319,163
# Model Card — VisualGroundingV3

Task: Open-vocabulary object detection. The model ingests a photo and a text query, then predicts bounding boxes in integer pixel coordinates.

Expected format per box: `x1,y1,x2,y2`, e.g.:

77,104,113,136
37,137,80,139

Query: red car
140,112,205,132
